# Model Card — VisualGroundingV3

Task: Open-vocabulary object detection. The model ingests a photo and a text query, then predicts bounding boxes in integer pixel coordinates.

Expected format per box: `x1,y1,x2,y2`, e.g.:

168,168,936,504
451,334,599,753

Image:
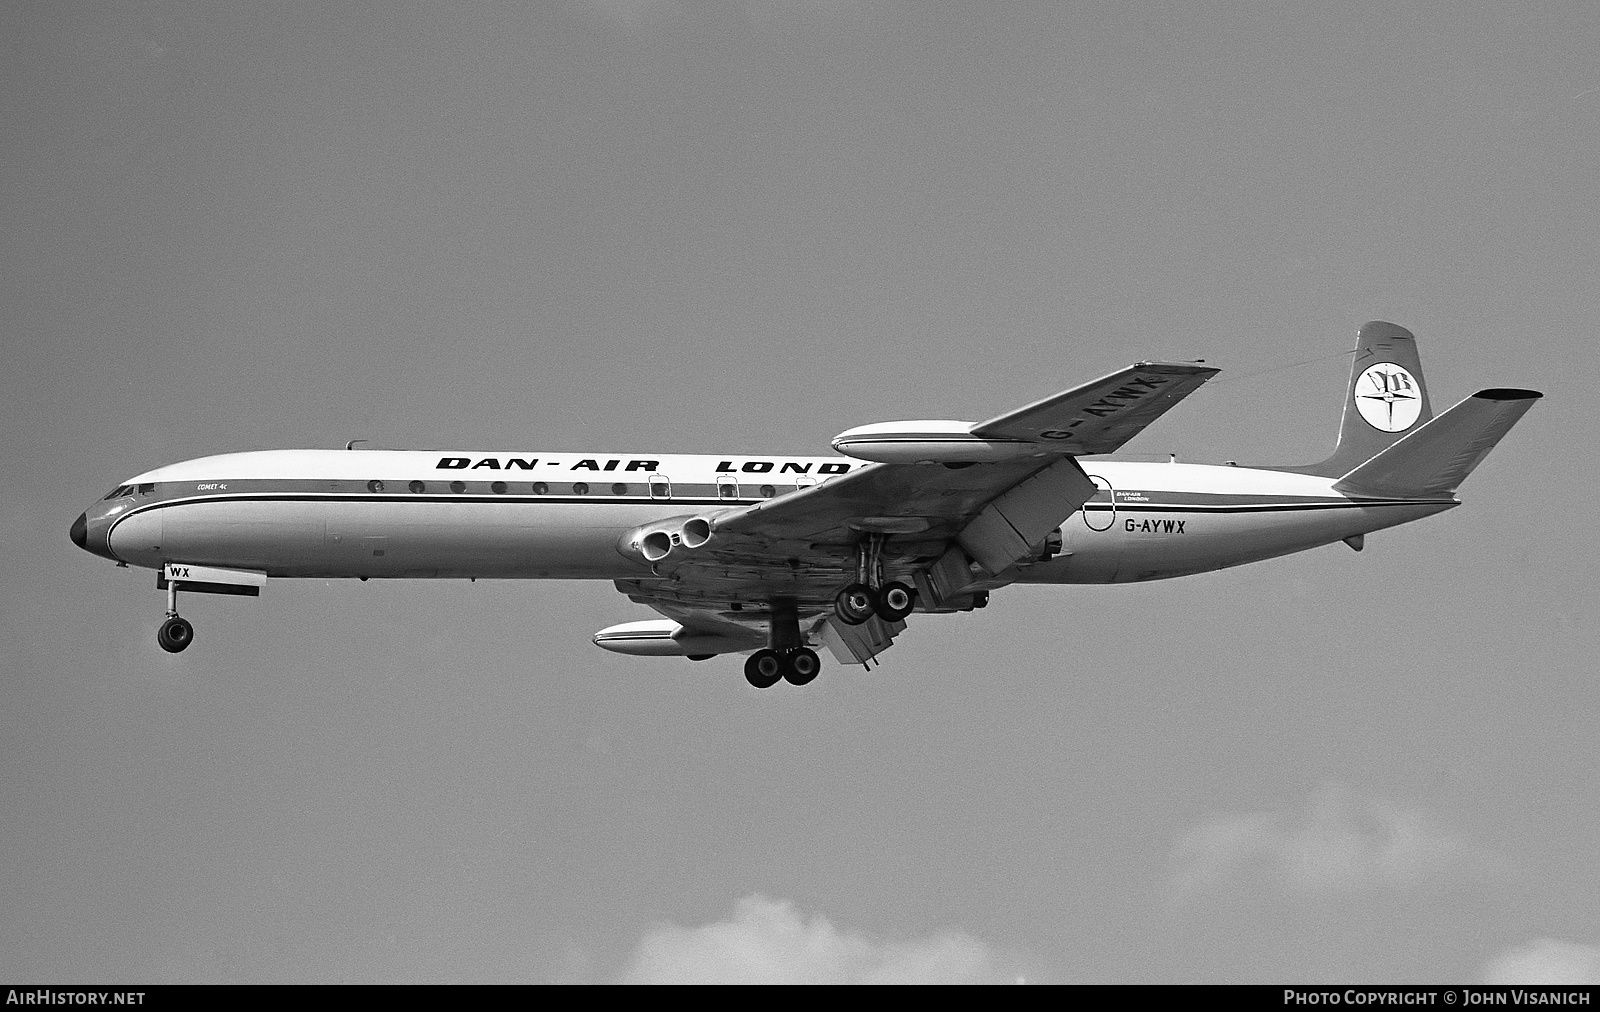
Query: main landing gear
833,534,916,626
744,647,822,689
744,597,824,689
157,579,193,653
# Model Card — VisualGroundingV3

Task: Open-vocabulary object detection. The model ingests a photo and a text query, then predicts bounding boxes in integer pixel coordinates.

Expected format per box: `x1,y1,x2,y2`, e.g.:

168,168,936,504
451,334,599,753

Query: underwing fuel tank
830,420,1039,463
592,619,758,658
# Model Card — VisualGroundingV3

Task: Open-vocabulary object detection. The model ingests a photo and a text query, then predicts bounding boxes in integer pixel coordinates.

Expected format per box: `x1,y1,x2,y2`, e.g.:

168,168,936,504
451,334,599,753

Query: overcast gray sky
4,1,1598,983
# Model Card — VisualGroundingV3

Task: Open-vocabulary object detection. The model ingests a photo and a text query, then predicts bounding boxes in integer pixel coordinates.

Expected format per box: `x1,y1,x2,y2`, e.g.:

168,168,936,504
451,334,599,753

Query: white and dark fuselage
75,448,1455,587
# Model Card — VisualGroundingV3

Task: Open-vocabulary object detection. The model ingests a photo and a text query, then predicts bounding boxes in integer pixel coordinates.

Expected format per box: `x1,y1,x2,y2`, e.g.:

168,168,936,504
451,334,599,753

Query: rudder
1296,321,1433,477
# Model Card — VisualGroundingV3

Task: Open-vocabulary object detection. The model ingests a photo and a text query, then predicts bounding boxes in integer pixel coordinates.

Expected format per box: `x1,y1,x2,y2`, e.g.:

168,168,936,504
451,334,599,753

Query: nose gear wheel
158,615,193,653
156,578,194,653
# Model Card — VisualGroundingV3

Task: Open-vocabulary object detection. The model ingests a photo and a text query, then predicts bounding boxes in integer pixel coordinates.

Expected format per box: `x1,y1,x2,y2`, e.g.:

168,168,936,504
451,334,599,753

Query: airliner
71,322,1540,688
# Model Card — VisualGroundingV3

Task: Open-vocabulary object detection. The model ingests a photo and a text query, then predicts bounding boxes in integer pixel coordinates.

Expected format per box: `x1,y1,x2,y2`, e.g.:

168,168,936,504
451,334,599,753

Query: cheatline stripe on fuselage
105,489,1458,537
1106,500,1455,512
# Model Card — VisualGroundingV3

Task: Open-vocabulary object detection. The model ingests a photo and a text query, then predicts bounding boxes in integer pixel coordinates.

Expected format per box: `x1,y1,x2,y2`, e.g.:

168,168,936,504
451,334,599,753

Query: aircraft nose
70,512,88,549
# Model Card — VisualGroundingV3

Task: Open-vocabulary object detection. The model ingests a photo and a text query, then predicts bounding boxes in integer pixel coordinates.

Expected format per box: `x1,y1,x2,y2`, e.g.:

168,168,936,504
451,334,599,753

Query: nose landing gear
158,616,194,653
157,578,193,653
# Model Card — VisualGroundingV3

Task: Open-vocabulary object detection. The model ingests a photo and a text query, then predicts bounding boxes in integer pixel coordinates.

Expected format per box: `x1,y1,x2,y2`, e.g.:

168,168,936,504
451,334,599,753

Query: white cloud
1483,939,1600,985
1170,783,1492,898
617,895,1023,984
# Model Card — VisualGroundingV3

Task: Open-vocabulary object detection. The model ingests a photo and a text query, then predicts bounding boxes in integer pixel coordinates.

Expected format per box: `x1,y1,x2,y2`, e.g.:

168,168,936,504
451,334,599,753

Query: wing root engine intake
618,514,714,563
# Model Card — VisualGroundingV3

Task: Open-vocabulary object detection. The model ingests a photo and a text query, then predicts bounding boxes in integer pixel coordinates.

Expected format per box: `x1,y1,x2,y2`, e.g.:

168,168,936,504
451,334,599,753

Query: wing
616,456,1093,664
970,361,1218,454
612,361,1218,663
708,360,1217,553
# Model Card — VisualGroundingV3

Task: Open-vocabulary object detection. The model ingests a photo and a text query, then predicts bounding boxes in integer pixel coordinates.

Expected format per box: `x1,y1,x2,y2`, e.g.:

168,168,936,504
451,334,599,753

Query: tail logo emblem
1355,363,1422,432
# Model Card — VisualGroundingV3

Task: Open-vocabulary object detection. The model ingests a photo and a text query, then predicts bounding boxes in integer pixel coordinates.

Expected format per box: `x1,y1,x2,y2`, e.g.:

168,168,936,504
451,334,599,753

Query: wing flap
817,614,905,665
956,456,1097,573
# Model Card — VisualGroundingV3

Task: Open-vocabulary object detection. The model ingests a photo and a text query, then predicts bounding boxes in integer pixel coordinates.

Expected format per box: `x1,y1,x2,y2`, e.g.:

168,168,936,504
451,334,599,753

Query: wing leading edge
971,360,1219,453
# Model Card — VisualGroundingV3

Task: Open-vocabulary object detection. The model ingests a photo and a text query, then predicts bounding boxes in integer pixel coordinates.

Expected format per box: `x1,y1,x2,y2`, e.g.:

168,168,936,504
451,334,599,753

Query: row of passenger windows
362,479,781,498
107,479,788,500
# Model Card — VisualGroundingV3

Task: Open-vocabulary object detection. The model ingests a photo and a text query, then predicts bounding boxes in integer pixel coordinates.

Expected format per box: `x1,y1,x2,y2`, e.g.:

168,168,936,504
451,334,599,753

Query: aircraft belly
1112,511,1306,582
147,499,660,580
1023,502,1455,584
1051,523,1124,582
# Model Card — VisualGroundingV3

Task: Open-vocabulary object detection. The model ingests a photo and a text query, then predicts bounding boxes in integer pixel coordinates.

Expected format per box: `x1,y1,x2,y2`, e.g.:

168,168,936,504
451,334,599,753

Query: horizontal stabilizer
1334,389,1542,498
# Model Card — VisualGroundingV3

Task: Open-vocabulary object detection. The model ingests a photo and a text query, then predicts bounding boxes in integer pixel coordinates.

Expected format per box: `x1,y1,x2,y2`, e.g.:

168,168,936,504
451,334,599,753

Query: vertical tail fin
1298,321,1433,477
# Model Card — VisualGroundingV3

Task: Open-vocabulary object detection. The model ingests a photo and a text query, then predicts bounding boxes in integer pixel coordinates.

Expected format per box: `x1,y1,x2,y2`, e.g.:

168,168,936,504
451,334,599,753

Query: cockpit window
102,485,133,500
136,483,155,495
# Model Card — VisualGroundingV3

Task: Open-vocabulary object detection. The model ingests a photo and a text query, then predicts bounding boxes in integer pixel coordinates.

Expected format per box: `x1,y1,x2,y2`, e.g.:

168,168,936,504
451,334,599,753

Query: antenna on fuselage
345,439,369,450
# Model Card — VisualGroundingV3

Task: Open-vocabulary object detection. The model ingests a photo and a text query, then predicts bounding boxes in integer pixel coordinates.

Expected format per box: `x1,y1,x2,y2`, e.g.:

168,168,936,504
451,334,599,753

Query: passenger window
572,482,589,495
450,481,466,493
409,480,426,494
717,476,740,500
367,479,385,493
649,474,672,500
611,482,628,496
532,482,548,495
491,481,507,494
759,484,776,498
